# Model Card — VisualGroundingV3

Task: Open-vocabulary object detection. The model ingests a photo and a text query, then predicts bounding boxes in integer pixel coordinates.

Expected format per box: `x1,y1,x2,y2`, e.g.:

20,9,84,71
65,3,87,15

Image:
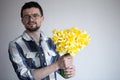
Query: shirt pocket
25,52,40,68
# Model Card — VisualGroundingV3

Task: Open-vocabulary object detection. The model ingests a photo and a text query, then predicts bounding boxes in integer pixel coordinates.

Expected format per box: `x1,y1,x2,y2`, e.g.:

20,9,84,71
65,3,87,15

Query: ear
21,18,24,25
40,16,44,22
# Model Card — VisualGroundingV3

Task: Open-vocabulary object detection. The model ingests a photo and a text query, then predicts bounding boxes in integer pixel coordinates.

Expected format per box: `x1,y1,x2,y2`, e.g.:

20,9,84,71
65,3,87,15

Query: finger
66,74,74,78
64,68,74,73
64,62,72,68
64,70,75,78
64,61,73,68
64,53,70,56
63,53,73,59
64,66,75,78
64,66,75,74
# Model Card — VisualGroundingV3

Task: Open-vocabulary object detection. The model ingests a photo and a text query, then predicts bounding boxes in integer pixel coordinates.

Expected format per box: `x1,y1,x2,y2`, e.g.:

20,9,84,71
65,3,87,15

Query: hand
64,65,76,78
57,53,73,69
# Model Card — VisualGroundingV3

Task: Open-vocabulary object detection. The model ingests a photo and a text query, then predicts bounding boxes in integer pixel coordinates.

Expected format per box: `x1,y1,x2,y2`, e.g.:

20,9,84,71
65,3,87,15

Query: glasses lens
23,14,40,20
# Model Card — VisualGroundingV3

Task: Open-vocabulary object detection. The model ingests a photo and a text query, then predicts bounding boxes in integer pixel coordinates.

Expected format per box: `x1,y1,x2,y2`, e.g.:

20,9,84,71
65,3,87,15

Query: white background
0,0,120,80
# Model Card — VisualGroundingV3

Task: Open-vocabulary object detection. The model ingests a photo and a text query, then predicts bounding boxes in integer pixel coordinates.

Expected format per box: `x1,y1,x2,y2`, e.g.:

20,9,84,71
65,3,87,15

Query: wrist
54,61,60,70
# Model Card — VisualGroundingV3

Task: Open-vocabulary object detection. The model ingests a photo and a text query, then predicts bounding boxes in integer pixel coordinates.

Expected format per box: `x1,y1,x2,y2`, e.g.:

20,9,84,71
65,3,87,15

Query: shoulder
9,35,23,47
8,35,23,56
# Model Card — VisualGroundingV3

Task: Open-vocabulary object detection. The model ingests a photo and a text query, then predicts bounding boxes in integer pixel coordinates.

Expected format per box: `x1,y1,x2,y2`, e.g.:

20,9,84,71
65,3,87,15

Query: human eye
23,15,29,19
33,14,40,18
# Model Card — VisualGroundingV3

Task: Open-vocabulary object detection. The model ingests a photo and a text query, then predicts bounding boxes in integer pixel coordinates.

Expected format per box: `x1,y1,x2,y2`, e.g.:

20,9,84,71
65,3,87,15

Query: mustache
27,21,36,24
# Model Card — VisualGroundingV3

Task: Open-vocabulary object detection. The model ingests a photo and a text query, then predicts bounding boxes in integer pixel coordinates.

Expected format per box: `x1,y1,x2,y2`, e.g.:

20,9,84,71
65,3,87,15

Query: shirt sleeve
8,41,35,80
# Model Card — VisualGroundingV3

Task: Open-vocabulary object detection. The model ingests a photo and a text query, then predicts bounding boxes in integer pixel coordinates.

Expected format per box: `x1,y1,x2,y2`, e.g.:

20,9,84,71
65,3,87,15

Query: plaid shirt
8,32,62,80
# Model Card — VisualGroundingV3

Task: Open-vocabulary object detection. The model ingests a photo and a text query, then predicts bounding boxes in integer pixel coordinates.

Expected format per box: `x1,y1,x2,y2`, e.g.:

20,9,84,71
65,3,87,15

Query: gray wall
0,0,120,80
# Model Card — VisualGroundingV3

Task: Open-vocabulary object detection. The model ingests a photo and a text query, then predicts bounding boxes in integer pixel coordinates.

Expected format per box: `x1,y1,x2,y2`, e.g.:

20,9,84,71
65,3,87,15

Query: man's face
21,7,44,32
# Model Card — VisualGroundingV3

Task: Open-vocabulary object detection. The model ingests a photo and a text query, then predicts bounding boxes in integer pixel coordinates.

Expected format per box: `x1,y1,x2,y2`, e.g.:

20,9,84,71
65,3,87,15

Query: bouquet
52,27,91,56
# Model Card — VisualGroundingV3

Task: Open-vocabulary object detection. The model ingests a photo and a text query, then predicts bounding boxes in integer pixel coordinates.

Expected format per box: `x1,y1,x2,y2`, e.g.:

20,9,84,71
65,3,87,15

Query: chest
20,40,57,68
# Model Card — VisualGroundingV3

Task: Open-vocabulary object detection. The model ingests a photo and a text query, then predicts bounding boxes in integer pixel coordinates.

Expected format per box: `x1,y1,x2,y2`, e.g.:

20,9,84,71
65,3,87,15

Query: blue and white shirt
8,31,63,80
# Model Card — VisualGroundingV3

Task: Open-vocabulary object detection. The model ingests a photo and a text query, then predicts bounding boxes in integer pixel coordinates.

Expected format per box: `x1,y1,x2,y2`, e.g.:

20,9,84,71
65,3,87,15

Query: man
8,1,75,80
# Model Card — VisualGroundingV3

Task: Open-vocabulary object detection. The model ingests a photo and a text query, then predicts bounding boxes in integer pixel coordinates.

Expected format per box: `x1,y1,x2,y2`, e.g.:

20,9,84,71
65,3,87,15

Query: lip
28,22,36,25
29,23,35,25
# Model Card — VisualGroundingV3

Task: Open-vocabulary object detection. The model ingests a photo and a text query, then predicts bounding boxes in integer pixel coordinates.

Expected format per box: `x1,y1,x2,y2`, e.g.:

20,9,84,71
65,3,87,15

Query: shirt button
42,53,44,56
44,63,47,65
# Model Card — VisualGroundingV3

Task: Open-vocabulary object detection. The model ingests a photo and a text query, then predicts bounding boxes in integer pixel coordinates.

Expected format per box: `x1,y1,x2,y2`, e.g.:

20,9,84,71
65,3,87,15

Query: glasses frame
22,13,41,21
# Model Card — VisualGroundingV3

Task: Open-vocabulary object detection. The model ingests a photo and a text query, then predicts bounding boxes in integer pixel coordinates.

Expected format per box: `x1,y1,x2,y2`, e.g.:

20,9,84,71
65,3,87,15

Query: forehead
22,7,40,15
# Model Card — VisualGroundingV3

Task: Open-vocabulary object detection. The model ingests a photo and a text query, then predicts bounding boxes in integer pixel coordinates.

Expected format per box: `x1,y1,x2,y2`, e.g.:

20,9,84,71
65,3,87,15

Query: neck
26,29,41,45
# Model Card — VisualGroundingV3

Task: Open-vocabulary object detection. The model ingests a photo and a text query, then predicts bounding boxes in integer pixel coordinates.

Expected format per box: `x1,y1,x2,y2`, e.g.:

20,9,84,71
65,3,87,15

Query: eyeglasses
22,14,41,20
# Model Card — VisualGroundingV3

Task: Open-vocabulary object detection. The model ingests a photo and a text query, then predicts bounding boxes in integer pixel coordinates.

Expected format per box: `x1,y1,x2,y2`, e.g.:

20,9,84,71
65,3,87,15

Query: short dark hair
21,1,43,18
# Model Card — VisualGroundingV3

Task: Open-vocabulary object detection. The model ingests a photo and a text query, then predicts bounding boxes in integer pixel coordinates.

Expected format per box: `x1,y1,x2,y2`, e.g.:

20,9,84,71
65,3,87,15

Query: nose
29,16,34,21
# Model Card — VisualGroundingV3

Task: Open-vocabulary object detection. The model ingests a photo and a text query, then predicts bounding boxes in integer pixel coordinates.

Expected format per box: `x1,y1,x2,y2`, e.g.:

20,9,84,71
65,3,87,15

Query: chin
27,27,40,32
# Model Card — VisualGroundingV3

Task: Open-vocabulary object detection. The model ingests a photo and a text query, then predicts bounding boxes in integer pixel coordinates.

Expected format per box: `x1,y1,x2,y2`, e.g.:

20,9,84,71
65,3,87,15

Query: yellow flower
52,27,91,56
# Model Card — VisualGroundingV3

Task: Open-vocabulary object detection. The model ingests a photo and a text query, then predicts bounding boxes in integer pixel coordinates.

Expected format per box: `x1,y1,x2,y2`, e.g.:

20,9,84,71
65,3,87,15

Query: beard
26,26,40,32
26,21,40,32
